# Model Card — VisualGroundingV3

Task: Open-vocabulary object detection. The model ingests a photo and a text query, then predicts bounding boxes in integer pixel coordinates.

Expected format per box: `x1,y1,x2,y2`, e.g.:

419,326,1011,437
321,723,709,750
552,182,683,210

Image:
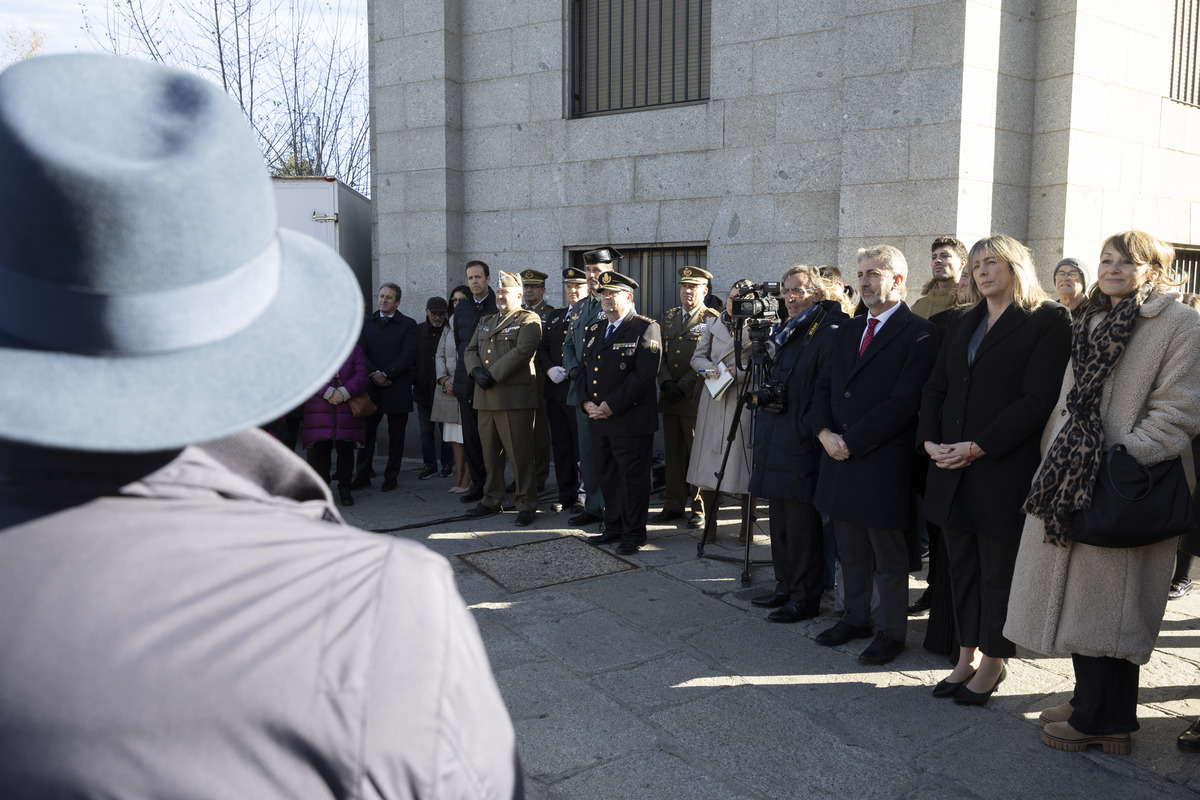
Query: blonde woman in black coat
918,235,1071,704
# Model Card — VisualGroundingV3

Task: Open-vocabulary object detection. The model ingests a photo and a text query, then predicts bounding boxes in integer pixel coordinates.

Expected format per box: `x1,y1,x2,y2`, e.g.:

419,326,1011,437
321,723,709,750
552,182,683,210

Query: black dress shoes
569,502,586,515
767,599,818,624
590,529,621,545
460,488,484,503
514,510,535,526
931,670,976,698
687,513,705,530
616,541,640,555
954,665,1007,705
649,509,683,523
338,488,354,507
751,590,790,608
907,589,932,615
1179,718,1200,752
464,502,499,518
380,477,398,492
350,475,371,490
814,621,874,647
569,511,602,526
858,632,905,666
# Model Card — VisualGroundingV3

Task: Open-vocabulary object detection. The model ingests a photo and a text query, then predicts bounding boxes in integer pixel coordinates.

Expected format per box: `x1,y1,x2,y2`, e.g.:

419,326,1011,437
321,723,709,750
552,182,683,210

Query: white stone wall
369,0,1200,310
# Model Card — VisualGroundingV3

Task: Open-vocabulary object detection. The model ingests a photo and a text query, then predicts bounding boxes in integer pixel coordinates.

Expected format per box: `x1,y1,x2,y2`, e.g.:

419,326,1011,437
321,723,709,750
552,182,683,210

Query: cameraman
748,265,848,622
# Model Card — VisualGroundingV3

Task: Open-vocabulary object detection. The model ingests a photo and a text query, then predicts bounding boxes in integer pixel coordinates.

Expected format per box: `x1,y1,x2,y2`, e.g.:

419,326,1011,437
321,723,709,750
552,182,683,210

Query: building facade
369,0,1200,313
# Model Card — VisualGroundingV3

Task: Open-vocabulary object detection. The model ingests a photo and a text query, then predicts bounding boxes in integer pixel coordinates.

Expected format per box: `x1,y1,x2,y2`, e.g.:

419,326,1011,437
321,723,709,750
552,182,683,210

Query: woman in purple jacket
302,344,370,506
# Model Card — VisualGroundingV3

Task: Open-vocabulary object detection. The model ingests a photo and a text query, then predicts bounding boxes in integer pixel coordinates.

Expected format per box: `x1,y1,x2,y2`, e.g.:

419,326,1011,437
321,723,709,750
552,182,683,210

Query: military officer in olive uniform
521,268,556,493
576,270,662,555
540,267,588,513
651,266,718,527
562,247,619,526
464,271,543,526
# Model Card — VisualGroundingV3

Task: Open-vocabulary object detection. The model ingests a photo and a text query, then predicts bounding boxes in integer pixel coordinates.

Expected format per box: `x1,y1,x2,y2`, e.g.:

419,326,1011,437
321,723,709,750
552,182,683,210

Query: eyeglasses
1054,270,1083,280
781,287,815,297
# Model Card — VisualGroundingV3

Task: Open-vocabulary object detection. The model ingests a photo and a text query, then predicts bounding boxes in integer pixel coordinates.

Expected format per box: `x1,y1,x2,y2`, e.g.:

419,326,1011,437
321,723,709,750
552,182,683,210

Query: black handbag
1068,444,1197,548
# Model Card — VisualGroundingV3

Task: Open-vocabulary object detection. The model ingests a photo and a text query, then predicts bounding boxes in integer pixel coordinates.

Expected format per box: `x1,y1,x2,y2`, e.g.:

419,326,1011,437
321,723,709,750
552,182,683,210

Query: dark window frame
568,244,708,321
1172,0,1200,105
570,0,711,117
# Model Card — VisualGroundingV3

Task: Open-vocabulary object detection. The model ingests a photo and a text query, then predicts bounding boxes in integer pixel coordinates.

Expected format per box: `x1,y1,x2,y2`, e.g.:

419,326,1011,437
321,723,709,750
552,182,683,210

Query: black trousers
547,399,582,506
308,439,355,487
943,527,1019,658
834,521,908,640
357,411,408,481
768,498,824,604
594,429,653,545
458,396,486,490
1069,654,1140,735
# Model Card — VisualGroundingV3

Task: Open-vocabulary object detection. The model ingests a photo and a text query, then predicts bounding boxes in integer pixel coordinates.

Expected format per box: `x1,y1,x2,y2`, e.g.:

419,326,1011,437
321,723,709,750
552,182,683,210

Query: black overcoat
813,302,939,528
917,300,1071,541
452,288,497,396
359,311,418,414
538,306,571,404
748,300,847,501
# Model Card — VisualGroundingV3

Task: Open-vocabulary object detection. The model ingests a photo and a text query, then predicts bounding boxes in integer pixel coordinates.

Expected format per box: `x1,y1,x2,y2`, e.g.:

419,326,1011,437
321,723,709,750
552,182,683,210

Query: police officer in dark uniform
521,268,556,493
576,270,662,555
540,268,588,513
651,266,718,528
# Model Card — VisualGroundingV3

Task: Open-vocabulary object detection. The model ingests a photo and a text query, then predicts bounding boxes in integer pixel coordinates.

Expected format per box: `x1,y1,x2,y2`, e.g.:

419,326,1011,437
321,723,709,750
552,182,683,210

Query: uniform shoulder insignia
635,314,654,324
649,340,660,353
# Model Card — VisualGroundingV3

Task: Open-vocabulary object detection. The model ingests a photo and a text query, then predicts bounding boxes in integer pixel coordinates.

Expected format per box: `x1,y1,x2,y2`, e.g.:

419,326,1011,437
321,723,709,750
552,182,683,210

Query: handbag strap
1106,444,1154,502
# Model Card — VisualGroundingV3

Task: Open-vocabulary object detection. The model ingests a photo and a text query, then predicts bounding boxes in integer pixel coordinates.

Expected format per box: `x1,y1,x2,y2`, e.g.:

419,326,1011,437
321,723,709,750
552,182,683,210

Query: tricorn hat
0,55,363,452
582,247,622,265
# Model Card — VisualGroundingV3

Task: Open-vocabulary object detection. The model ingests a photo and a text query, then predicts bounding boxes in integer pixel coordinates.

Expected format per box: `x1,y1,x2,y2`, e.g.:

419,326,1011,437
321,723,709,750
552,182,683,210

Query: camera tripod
695,319,774,586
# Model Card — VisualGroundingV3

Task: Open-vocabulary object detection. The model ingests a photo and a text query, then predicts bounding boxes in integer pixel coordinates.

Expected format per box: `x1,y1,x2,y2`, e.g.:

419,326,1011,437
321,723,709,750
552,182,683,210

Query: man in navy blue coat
354,282,418,492
812,245,939,666
452,260,498,503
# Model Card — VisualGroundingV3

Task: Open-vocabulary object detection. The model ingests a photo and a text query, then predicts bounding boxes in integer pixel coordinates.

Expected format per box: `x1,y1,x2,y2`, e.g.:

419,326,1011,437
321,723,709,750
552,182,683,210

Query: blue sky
2,0,95,56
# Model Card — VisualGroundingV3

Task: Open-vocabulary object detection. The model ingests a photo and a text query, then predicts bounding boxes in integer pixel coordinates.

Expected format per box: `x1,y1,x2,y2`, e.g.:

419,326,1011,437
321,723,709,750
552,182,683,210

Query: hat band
0,238,282,355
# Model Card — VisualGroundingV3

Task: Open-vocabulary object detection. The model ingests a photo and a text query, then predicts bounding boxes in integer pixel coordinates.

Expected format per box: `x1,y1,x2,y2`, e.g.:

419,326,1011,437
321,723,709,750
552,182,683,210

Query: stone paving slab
343,460,1200,798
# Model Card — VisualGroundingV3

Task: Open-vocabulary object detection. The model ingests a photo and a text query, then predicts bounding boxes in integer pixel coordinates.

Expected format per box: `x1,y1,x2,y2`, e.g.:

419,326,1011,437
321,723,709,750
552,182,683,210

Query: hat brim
0,230,363,452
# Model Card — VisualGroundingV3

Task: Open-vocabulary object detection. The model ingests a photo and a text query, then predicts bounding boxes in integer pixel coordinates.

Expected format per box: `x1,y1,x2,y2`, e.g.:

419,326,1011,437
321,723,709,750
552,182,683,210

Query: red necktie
858,318,878,360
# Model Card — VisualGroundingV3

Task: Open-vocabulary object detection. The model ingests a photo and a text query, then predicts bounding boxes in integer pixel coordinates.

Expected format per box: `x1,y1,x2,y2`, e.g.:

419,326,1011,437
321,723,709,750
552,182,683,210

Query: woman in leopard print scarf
1021,282,1151,546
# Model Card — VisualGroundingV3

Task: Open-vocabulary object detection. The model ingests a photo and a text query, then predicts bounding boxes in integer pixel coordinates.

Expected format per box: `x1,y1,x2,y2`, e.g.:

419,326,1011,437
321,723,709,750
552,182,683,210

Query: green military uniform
657,268,719,518
522,269,556,492
464,295,543,514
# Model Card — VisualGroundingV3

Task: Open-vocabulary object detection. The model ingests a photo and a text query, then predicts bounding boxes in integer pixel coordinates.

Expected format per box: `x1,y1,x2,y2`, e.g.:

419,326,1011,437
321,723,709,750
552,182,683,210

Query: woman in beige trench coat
1006,231,1200,755
687,282,756,542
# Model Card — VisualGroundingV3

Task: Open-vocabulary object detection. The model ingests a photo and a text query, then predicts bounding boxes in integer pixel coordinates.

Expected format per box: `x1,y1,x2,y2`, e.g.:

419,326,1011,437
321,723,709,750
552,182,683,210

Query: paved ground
343,461,1200,799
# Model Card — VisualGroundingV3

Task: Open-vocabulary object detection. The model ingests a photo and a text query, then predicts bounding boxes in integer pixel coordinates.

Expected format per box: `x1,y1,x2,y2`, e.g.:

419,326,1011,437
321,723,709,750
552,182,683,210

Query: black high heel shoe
953,664,1007,705
932,669,975,699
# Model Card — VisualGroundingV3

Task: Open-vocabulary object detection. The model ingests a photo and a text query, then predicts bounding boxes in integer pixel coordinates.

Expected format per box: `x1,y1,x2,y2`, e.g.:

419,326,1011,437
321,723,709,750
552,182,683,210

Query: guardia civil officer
464,271,544,525
576,270,662,555
541,268,588,513
521,268,556,493
651,266,717,527
562,247,619,526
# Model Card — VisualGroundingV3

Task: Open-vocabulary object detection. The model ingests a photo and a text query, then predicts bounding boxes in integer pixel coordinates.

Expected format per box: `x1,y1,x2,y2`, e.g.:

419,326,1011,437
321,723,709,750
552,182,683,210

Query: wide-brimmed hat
0,55,363,452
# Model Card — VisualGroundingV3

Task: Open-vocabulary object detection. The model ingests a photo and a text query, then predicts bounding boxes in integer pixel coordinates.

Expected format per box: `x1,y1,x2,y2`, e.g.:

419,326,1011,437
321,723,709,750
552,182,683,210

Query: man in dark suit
562,247,618,526
812,245,940,665
452,260,498,503
354,282,418,492
464,272,543,525
541,268,588,514
522,268,556,493
576,270,662,555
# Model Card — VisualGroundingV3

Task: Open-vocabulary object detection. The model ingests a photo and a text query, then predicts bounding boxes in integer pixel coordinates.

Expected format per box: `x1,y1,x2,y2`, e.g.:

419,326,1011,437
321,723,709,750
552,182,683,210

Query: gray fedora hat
0,55,363,452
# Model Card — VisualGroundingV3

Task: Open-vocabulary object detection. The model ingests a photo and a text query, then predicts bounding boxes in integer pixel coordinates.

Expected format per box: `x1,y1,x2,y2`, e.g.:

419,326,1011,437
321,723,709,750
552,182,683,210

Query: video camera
730,281,781,321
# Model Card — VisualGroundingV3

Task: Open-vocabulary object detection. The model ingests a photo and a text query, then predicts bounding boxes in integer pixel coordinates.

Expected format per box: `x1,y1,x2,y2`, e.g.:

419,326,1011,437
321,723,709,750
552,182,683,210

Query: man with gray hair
812,245,940,666
0,54,522,798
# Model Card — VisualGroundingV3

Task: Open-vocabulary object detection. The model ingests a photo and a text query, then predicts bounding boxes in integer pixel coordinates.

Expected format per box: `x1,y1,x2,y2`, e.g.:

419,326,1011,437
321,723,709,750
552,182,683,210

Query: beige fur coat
1005,292,1200,664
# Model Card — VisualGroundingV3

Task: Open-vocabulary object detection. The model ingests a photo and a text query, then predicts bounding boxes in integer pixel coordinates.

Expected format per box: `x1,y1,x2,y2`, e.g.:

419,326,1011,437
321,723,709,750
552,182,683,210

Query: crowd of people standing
307,228,1200,758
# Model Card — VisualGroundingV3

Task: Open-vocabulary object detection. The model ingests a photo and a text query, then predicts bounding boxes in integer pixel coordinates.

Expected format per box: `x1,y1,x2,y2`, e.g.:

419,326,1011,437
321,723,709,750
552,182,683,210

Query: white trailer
272,177,372,311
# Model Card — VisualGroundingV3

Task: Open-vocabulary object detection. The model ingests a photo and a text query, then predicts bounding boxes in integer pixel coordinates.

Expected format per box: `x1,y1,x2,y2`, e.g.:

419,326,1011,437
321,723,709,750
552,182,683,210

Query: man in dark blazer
522,268,556,493
464,272,544,525
541,268,588,514
354,282,418,492
562,247,619,526
576,270,662,555
452,260,498,503
813,245,940,665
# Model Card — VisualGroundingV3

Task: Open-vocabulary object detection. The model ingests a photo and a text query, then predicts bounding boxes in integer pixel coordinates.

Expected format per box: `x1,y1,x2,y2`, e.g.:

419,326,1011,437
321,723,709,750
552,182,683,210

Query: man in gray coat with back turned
0,54,522,799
